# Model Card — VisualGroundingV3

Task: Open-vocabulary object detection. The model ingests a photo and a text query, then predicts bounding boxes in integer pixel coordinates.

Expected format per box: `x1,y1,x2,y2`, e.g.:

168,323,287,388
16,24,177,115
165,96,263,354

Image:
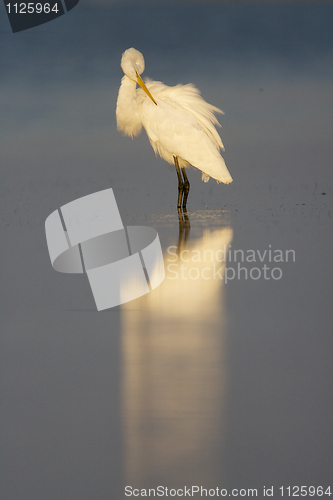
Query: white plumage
116,48,232,207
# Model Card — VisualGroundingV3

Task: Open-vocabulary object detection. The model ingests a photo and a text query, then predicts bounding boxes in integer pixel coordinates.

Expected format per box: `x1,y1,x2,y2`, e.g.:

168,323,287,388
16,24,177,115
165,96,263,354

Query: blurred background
1,1,332,499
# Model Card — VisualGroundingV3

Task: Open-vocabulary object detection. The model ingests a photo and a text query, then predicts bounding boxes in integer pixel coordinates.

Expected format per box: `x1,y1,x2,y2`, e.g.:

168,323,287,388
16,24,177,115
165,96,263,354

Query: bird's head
120,48,157,105
121,48,145,80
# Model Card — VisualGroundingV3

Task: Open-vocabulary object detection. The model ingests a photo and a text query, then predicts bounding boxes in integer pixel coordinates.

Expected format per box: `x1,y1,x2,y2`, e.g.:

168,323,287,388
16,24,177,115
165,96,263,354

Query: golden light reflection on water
121,223,233,487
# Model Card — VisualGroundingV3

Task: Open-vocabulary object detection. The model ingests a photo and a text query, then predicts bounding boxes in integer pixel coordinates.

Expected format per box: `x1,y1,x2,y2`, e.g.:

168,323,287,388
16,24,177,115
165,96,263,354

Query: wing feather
136,79,232,184
139,79,225,151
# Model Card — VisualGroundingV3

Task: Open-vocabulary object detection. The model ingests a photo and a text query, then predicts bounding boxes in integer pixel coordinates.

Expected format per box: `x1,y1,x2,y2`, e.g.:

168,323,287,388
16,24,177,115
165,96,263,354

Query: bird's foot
182,191,189,211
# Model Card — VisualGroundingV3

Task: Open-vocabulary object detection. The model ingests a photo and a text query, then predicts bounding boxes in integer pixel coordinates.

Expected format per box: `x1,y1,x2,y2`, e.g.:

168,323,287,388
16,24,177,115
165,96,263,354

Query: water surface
1,2,332,499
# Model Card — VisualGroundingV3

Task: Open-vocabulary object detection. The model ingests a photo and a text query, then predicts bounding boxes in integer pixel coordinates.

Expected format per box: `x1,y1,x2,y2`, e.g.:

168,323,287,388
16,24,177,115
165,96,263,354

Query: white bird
116,48,232,210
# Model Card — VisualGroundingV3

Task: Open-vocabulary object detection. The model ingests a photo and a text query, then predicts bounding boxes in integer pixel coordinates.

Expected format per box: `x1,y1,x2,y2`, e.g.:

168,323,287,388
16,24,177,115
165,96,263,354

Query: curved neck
118,75,138,110
116,76,142,137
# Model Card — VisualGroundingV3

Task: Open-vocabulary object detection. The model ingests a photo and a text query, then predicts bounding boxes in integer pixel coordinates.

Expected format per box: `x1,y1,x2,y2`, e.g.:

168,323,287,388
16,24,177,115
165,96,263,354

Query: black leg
181,166,190,190
181,166,190,210
174,156,184,209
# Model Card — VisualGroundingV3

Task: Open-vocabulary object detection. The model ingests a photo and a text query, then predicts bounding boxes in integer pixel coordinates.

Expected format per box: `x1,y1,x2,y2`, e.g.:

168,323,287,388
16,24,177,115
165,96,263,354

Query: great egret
116,48,232,210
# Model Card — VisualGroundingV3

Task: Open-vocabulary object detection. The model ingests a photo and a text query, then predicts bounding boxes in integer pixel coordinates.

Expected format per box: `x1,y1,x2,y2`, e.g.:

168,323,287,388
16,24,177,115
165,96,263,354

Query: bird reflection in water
120,215,233,487
177,196,190,251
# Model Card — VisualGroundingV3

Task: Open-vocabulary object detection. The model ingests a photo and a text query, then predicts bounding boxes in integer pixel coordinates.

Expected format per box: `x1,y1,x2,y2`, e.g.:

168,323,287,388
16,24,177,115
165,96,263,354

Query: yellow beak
136,71,157,105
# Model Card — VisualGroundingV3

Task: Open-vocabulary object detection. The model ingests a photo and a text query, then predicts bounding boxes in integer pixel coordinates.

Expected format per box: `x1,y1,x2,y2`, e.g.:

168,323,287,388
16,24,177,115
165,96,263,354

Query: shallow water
1,2,332,499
